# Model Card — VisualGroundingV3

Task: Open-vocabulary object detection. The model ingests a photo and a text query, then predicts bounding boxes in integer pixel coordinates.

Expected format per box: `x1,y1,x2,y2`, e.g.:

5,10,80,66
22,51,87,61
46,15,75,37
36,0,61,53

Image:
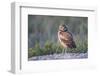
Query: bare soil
28,53,88,61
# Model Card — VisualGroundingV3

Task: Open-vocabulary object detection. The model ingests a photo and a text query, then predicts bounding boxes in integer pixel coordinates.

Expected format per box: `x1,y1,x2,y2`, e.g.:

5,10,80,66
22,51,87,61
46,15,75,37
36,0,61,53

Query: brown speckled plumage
58,24,76,48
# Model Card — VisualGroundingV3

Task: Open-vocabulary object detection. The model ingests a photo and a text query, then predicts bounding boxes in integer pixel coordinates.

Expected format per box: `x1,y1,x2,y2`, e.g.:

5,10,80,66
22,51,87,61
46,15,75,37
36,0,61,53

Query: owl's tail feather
67,41,76,48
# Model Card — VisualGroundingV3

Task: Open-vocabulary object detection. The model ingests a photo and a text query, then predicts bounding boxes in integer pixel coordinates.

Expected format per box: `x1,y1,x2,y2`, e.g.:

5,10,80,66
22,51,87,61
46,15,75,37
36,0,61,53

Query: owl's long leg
64,48,66,54
64,48,67,54
62,48,65,54
62,48,67,54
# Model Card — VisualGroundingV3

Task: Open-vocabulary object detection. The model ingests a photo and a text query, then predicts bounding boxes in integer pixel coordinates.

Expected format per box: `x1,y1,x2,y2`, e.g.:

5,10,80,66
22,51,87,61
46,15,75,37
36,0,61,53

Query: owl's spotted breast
58,24,76,48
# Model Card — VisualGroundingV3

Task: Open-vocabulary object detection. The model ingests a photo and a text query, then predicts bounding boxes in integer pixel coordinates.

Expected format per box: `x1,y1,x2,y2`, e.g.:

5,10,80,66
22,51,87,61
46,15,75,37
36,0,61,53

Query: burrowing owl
58,24,76,48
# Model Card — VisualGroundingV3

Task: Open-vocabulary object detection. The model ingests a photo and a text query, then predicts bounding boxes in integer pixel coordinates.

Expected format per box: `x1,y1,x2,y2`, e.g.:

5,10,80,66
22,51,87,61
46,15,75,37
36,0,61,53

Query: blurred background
28,15,88,48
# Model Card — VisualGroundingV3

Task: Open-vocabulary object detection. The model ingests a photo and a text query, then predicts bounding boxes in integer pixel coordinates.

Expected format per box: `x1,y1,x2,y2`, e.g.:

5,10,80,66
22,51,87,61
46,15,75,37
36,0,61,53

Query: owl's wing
59,31,76,48
59,31,73,41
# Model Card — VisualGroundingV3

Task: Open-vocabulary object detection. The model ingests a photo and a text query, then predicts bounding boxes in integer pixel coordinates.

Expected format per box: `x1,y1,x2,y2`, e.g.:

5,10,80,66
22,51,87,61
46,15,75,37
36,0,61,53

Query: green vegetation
28,38,87,58
28,41,63,58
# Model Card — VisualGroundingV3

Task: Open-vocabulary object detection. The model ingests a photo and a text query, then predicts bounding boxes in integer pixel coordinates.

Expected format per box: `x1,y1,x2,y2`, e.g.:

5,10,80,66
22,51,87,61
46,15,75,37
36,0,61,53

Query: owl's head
59,24,68,32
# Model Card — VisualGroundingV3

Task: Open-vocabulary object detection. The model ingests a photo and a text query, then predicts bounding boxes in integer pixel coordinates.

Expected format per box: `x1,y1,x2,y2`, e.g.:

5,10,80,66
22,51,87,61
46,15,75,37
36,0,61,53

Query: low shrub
28,38,88,58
